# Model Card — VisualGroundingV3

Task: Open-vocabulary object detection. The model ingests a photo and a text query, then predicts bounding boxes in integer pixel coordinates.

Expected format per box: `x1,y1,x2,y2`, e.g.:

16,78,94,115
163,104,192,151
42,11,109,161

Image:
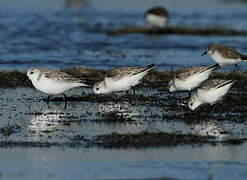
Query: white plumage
188,79,236,110
27,67,88,95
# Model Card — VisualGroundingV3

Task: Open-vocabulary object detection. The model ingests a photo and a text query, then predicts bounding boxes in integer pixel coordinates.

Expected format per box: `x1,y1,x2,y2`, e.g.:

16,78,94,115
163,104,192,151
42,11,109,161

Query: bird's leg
234,64,240,72
172,92,177,99
132,87,136,95
63,94,67,101
81,90,86,96
46,102,52,110
125,90,129,95
63,101,67,110
46,95,51,102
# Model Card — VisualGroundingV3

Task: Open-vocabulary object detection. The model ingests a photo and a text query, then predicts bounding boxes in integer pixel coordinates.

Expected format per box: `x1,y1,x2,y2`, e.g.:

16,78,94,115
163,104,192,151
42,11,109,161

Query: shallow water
0,0,247,179
0,0,247,71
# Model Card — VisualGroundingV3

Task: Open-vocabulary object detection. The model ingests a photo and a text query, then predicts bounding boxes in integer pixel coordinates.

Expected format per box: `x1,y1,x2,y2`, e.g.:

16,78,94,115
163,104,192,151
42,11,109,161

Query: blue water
1,147,247,180
0,0,247,71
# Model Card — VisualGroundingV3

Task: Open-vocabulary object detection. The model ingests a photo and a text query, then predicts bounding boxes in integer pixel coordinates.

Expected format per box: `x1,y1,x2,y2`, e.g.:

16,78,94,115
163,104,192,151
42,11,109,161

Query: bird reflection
93,102,140,120
192,121,231,140
64,0,89,8
28,103,74,140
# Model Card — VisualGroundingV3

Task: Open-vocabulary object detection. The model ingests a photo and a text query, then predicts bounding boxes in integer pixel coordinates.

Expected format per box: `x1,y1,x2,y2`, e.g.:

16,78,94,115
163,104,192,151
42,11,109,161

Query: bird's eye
96,88,99,91
30,72,34,75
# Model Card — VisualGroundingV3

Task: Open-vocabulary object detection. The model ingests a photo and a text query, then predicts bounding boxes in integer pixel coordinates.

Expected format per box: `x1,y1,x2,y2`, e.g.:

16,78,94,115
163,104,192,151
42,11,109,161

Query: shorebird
188,79,236,110
27,67,88,100
93,64,155,94
202,44,247,67
145,7,169,28
168,64,219,93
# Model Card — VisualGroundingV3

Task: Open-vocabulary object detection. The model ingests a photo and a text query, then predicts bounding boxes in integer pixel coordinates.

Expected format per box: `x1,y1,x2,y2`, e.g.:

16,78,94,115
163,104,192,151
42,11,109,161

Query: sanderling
145,7,169,29
202,44,247,67
168,64,219,92
188,79,236,110
93,64,155,94
27,67,88,100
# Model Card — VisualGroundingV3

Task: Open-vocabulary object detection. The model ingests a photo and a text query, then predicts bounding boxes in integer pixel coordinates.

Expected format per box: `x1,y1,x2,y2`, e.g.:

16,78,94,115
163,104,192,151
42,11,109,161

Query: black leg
172,92,177,99
234,64,240,72
125,90,129,95
63,101,67,110
46,102,52,110
132,87,136,95
46,95,51,102
63,94,67,101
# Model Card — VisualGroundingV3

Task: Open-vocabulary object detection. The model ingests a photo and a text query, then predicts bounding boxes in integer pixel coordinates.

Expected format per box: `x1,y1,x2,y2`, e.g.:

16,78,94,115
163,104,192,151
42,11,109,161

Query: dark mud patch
94,111,135,123
0,132,246,148
106,25,247,37
93,132,247,148
0,124,21,137
0,141,85,148
44,94,161,103
0,70,32,88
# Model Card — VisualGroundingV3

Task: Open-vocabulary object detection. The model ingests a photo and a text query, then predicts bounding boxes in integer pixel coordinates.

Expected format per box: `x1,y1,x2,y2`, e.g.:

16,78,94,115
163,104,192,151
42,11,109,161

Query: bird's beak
23,76,28,82
201,51,207,56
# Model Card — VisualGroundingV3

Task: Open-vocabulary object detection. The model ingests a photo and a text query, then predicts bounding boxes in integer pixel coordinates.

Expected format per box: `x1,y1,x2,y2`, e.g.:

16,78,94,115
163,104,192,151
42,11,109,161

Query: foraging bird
93,64,155,94
188,79,236,110
168,64,219,92
145,7,169,28
26,67,88,100
202,44,247,67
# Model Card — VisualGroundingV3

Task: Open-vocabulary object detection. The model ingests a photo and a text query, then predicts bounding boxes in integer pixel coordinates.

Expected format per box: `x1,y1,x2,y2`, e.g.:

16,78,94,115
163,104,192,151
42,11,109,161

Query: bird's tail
144,64,156,71
241,54,247,61
205,63,220,71
216,79,237,89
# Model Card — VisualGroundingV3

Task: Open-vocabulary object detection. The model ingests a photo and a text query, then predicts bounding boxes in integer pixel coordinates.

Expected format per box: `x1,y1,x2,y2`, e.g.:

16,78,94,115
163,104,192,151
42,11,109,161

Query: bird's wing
106,65,154,81
200,79,234,91
43,70,81,83
175,67,205,80
221,47,243,59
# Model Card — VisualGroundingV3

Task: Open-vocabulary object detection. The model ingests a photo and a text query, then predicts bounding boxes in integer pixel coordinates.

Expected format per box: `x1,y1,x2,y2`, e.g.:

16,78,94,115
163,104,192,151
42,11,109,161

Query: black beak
201,51,207,56
22,76,28,82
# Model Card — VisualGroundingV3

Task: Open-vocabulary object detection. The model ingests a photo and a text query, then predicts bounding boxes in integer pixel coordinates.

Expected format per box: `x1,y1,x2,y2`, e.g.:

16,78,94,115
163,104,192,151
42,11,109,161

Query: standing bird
168,64,219,93
202,44,247,67
188,79,236,110
93,64,155,94
145,7,169,29
27,67,89,100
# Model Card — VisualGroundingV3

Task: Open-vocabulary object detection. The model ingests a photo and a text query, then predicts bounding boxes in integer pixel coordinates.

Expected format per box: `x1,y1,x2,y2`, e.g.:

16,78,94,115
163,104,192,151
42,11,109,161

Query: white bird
27,67,88,100
168,64,219,92
145,7,169,29
202,44,247,67
93,64,155,94
188,79,236,110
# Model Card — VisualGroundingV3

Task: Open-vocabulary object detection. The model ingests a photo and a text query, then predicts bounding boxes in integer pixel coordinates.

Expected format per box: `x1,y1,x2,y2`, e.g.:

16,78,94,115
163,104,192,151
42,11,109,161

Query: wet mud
105,26,247,37
0,68,246,149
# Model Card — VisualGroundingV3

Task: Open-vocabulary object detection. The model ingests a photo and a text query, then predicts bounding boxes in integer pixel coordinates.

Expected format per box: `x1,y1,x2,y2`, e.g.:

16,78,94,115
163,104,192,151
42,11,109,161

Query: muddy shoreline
0,67,246,88
93,25,247,36
0,68,246,149
0,131,245,149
